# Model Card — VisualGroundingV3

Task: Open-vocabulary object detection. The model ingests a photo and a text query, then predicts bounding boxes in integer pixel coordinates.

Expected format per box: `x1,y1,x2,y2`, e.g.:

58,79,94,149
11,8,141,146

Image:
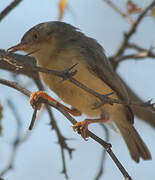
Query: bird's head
8,21,77,56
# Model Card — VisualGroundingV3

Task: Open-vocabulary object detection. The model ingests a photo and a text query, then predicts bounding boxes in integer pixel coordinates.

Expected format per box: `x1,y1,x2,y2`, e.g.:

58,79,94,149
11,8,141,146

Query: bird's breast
36,51,118,116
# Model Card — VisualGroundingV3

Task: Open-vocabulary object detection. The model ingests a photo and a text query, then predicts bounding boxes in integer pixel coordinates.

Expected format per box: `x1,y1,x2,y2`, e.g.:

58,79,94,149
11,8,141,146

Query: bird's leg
73,116,109,140
30,91,82,116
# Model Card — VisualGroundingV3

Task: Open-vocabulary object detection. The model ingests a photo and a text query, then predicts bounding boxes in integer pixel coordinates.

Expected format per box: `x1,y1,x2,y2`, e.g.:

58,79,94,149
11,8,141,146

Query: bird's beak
7,42,27,53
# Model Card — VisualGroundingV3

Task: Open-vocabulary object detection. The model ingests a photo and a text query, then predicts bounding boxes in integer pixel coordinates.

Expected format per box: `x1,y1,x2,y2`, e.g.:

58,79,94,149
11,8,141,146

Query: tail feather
117,123,151,162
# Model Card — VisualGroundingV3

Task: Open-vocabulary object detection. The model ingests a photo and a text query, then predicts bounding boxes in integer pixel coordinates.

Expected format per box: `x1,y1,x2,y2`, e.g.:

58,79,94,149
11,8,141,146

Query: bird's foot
73,117,109,140
30,91,50,110
30,91,82,116
69,107,82,116
73,120,89,140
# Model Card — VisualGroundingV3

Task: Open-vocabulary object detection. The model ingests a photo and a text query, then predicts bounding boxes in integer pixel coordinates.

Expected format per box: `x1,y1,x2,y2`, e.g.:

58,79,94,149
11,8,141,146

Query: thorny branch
32,76,74,179
1,51,154,113
45,104,74,179
94,124,110,180
1,44,155,179
0,77,132,180
0,0,155,179
1,49,155,126
0,53,74,178
0,47,155,179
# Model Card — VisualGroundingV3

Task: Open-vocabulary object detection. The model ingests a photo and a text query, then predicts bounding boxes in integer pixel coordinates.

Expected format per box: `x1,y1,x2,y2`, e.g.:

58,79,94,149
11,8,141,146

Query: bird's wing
81,36,134,123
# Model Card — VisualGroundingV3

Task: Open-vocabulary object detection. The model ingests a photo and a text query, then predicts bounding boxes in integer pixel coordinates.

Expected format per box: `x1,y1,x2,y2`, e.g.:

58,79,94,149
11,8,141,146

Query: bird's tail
118,122,151,162
112,107,152,162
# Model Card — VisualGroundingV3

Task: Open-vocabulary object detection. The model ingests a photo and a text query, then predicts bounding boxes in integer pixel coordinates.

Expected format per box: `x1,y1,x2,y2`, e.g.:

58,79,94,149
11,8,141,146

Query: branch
127,43,155,58
1,49,155,126
0,99,30,176
117,52,155,62
0,78,133,180
94,124,110,180
32,76,74,179
45,105,73,180
0,49,38,80
111,43,155,63
114,0,155,60
0,0,22,22
103,0,134,24
0,57,73,179
1,51,155,113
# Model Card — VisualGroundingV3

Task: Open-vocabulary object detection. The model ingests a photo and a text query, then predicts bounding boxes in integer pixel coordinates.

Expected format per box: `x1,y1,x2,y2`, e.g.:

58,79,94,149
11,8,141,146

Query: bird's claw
30,91,45,110
73,121,89,140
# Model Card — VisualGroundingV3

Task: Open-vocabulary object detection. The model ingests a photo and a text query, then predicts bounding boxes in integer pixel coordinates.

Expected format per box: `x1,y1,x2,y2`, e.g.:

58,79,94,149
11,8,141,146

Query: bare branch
0,49,38,80
0,99,30,176
0,63,74,178
44,105,74,179
94,124,110,180
32,77,74,179
0,78,31,96
117,52,155,62
1,49,155,126
114,0,155,60
0,0,22,22
0,0,155,179
127,43,155,58
127,43,148,52
1,51,155,113
60,145,68,179
103,0,134,24
113,43,155,62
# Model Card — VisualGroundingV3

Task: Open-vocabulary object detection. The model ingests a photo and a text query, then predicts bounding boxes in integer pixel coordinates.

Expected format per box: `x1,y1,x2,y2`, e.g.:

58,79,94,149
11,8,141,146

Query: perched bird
8,21,151,162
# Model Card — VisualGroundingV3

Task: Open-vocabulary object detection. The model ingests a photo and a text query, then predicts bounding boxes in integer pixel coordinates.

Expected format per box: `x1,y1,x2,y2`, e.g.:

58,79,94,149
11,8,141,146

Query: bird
8,21,151,162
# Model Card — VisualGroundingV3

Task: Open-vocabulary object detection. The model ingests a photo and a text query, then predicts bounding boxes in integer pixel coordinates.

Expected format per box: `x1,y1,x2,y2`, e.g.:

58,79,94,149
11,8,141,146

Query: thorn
105,91,115,97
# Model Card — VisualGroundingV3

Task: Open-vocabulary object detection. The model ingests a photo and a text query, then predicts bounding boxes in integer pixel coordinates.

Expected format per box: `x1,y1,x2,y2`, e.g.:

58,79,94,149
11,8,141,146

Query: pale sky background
0,0,155,180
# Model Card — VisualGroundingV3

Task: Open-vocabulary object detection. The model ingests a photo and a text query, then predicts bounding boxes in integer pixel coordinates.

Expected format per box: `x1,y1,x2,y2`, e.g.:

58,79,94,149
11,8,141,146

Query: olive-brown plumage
8,21,151,162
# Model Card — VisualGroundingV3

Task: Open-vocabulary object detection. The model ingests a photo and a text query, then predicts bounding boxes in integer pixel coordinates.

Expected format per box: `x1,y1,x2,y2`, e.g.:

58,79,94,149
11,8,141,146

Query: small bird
8,21,151,162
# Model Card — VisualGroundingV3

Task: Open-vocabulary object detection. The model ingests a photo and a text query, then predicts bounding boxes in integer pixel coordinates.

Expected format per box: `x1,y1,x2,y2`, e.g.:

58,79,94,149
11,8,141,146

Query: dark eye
33,33,38,39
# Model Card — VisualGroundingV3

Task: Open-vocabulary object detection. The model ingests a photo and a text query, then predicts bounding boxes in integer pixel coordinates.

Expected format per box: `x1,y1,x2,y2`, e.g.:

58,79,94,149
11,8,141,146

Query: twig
45,105,73,179
40,98,132,180
1,52,155,113
46,104,74,177
0,0,22,22
103,0,134,24
117,52,155,62
127,43,155,58
0,78,30,96
114,0,155,60
60,145,68,179
114,43,155,62
0,78,133,180
1,49,155,127
35,78,74,179
0,49,38,80
29,108,38,130
0,1,154,179
0,50,70,79
127,43,148,52
0,74,73,178
94,124,110,180
0,99,29,176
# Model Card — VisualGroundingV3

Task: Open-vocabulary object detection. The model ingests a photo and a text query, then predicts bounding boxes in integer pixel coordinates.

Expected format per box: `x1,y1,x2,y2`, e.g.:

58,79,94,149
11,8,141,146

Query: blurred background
0,0,155,179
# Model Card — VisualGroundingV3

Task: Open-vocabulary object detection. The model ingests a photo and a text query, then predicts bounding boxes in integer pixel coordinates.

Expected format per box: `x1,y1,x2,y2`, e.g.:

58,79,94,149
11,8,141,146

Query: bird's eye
33,33,38,40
